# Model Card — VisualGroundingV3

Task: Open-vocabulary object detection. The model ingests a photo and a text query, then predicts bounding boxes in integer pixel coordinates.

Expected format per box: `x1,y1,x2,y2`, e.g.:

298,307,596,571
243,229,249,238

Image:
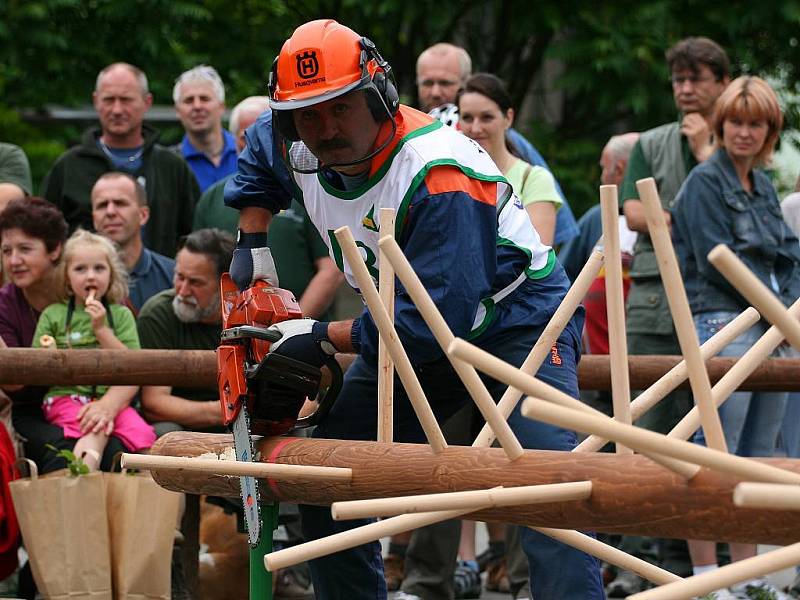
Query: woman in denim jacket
672,76,800,597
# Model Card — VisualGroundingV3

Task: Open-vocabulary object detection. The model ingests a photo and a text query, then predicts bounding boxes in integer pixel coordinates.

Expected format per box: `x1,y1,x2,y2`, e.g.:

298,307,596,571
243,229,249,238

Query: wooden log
1,349,798,392
148,432,800,545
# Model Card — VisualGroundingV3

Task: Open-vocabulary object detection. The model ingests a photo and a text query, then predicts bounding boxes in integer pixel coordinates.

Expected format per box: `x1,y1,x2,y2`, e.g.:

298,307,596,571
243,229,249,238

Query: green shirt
33,302,139,400
193,180,333,319
0,143,32,195
505,159,562,209
137,289,220,402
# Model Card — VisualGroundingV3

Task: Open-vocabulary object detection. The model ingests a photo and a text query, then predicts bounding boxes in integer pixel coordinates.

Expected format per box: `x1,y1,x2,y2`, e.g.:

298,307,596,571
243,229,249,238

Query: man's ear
144,93,154,111
139,205,150,227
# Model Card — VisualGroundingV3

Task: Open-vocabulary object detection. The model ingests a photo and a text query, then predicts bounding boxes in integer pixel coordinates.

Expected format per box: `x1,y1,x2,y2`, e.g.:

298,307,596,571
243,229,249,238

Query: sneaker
274,568,314,600
606,570,645,597
732,579,790,599
485,555,511,593
392,593,423,600
454,560,481,599
788,572,800,598
693,591,739,600
383,553,405,591
476,546,502,572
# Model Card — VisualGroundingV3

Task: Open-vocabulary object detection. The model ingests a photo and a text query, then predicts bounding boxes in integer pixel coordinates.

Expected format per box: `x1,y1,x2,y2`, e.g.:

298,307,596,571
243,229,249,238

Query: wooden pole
532,527,681,586
629,542,800,600
522,398,800,485
636,177,727,452
331,481,593,519
333,226,447,453
377,208,396,443
708,244,800,350
1,348,798,391
668,298,800,442
600,185,632,453
120,453,353,482
576,307,760,453
448,338,700,478
733,482,800,510
147,432,800,545
472,249,604,448
379,236,524,461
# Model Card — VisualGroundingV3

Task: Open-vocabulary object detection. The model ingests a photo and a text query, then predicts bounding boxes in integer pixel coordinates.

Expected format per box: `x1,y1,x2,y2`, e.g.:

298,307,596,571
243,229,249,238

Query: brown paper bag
105,469,180,600
10,459,112,600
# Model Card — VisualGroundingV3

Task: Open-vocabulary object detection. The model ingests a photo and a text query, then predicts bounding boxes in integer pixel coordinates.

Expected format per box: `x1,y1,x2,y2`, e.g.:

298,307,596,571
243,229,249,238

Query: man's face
599,147,621,187
172,249,220,324
416,52,462,112
91,176,148,247
671,64,728,116
235,108,262,152
292,90,381,174
92,66,152,140
175,81,225,136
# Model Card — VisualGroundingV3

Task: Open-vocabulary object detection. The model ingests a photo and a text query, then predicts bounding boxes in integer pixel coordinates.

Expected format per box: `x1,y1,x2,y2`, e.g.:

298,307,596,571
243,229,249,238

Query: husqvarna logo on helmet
296,50,320,79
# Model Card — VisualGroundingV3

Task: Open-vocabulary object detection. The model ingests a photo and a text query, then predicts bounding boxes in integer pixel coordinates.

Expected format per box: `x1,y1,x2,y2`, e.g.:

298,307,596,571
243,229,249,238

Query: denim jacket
672,148,800,314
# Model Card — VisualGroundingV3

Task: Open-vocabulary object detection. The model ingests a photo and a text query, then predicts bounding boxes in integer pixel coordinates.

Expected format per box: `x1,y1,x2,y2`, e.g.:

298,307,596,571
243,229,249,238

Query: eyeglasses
418,78,460,89
671,74,717,87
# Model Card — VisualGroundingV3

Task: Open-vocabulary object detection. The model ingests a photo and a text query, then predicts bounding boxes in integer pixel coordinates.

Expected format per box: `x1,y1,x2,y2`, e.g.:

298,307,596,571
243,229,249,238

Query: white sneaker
732,578,791,599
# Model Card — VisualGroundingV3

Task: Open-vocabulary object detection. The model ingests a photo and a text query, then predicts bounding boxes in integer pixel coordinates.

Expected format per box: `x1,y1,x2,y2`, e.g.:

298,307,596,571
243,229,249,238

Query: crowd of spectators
1,30,799,600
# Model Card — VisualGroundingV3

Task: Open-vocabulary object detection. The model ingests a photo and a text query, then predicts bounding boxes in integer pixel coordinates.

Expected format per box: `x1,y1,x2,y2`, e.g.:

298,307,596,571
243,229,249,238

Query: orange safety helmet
269,19,399,140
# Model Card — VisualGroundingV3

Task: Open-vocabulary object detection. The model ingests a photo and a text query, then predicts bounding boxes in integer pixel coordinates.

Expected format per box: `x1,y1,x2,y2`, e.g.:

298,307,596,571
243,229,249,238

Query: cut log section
148,432,800,545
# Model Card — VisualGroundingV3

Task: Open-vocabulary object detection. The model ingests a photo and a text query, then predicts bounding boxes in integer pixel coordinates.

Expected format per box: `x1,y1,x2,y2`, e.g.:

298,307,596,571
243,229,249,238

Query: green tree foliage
2,0,799,210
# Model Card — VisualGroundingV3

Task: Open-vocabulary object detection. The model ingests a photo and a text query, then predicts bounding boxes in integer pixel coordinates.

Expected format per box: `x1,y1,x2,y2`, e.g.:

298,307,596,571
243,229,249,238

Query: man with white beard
137,228,234,435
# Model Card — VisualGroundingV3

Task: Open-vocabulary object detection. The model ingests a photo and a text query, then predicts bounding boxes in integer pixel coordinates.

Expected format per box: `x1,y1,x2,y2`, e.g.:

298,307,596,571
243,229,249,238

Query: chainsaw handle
295,353,343,429
220,325,282,343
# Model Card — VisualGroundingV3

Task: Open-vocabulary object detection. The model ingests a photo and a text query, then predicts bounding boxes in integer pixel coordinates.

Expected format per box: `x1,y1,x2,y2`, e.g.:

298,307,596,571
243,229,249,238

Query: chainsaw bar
232,403,261,547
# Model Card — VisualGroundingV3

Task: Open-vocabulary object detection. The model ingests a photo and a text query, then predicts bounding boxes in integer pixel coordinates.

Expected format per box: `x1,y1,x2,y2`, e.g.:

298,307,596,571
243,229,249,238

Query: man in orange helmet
224,19,603,600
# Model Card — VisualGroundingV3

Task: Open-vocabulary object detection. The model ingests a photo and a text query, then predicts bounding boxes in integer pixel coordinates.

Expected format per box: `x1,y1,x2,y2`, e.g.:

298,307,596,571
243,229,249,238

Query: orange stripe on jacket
425,165,497,206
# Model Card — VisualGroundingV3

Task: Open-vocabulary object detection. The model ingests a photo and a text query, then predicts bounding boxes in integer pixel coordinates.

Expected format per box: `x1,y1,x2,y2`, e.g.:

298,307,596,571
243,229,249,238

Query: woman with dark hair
673,75,800,597
458,72,562,245
0,197,127,472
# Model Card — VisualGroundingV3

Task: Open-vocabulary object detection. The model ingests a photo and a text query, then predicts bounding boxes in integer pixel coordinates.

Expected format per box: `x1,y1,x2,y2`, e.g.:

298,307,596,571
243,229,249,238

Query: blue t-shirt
96,141,144,173
181,130,238,192
128,247,175,312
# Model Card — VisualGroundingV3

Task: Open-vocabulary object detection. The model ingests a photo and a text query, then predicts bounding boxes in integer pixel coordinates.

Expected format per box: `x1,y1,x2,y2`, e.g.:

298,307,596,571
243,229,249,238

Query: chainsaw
216,273,342,546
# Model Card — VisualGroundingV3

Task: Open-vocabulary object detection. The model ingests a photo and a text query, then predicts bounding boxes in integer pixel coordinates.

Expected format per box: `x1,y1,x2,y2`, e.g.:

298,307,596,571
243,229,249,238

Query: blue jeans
693,311,789,456
300,323,604,600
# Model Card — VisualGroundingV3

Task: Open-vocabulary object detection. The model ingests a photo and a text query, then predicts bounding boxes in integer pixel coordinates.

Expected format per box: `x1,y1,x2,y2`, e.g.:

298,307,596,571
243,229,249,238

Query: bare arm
623,199,671,233
141,385,222,429
299,256,344,319
238,205,273,234
77,385,138,434
525,202,557,246
327,319,355,354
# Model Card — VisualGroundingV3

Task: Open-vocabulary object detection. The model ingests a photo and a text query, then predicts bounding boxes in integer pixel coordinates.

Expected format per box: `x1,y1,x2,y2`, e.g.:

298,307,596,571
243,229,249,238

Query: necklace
97,139,145,163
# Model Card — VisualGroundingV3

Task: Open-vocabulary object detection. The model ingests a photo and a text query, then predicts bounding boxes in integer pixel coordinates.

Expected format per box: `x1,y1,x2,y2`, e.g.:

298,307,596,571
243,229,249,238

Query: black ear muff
360,37,399,121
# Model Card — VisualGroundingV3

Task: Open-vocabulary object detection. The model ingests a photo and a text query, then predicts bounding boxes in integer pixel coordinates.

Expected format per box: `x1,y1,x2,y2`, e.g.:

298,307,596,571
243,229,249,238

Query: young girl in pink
33,229,155,470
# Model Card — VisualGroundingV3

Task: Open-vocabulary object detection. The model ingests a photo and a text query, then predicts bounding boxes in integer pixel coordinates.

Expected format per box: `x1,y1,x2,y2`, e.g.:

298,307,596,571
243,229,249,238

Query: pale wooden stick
575,307,760,453
377,208,396,443
629,541,800,600
473,249,605,448
532,527,681,586
600,185,632,453
449,338,699,478
708,244,800,350
733,482,800,510
265,507,474,571
379,236,524,461
334,227,447,453
522,397,800,484
331,481,592,520
668,298,800,442
120,453,353,481
636,177,727,452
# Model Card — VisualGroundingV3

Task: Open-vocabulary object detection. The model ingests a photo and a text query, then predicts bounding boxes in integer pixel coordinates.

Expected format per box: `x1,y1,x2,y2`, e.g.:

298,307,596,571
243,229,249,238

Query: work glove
267,319,337,368
230,230,279,291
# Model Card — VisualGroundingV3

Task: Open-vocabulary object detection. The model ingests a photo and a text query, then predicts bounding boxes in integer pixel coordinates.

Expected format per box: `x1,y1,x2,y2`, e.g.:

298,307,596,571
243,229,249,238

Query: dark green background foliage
2,0,800,214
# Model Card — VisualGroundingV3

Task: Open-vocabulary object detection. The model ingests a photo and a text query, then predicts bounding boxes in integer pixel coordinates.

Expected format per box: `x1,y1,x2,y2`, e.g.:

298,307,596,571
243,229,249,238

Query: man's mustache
317,137,351,151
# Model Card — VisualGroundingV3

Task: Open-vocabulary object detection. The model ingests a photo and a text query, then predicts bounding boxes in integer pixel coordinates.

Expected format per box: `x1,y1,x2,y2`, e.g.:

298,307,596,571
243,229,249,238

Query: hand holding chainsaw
230,230,279,290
